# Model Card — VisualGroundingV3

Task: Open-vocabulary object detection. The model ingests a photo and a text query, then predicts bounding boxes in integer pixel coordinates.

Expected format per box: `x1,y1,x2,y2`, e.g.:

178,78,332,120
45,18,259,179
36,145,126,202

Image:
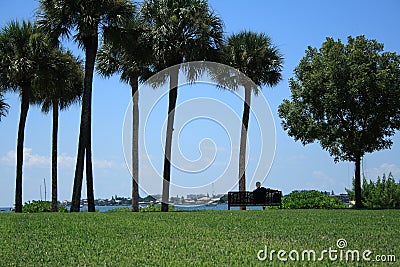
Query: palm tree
0,20,50,212
0,93,9,121
141,0,224,212
222,31,283,210
34,49,84,212
38,0,135,212
96,13,154,212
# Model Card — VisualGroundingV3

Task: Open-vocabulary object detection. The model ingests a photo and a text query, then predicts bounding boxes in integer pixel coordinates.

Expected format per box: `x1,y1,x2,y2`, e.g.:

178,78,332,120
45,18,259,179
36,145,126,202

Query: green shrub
346,173,400,208
282,190,345,209
22,201,68,213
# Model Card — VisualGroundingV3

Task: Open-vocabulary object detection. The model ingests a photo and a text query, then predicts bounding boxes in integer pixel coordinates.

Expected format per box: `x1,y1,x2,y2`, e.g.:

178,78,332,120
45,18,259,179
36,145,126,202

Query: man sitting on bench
253,181,268,210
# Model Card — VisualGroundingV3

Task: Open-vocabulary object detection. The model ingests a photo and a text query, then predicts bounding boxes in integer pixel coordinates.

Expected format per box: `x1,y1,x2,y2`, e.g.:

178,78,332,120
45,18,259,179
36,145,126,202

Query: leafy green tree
38,0,135,212
34,49,83,212
282,190,345,209
96,10,154,212
346,173,400,208
141,0,224,212
221,31,283,210
0,93,9,121
0,20,51,212
279,36,400,208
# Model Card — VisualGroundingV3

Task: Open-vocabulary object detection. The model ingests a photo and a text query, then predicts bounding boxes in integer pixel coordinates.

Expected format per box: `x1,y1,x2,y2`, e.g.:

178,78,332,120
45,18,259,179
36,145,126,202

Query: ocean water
87,204,264,212
0,204,265,213
0,207,13,213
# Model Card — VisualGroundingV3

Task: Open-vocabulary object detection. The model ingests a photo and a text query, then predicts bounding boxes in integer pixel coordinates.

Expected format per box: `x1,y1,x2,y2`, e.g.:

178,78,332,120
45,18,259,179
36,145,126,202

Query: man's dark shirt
253,187,268,204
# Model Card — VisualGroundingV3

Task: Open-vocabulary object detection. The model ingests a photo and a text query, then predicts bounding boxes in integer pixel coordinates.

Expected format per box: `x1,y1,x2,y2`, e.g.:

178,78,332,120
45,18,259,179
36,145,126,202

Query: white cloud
57,154,76,169
94,159,117,169
1,150,17,166
0,148,122,170
1,148,48,168
366,163,400,179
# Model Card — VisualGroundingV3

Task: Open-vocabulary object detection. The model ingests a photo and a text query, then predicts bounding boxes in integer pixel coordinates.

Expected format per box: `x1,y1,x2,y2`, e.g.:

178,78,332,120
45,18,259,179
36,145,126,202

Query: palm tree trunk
15,87,30,213
71,120,86,212
86,140,95,211
161,68,179,212
86,114,95,212
51,100,59,212
71,34,98,212
354,153,363,208
131,74,139,212
85,35,97,213
238,85,251,210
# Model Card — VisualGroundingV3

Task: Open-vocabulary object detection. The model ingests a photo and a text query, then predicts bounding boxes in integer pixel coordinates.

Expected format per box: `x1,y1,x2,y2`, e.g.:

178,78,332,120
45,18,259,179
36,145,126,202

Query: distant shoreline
0,204,267,213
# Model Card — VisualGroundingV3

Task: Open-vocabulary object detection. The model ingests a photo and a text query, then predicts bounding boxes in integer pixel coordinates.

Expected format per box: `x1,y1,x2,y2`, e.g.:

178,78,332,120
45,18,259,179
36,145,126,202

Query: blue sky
1,0,400,206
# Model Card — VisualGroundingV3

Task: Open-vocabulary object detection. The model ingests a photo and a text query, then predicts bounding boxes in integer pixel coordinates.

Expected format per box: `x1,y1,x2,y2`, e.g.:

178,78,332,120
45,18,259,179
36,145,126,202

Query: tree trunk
51,101,59,212
131,74,139,212
15,87,30,213
85,35,97,213
354,154,363,208
86,110,95,212
161,68,179,212
71,34,98,212
70,117,86,212
238,85,251,210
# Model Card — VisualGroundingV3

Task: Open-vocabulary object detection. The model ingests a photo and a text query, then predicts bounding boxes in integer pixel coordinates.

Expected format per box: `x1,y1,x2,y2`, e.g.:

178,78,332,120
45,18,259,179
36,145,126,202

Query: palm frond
38,0,135,48
97,6,155,86
220,30,284,93
0,20,49,98
33,47,84,113
140,0,224,78
0,93,9,121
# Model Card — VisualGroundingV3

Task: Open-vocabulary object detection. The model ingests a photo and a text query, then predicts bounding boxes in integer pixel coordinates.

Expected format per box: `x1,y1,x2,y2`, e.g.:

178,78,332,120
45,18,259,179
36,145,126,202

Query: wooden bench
227,190,282,210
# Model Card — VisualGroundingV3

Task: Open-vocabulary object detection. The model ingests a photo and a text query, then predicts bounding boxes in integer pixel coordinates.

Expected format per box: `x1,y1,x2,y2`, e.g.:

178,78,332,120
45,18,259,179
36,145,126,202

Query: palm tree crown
37,0,134,46
0,20,48,94
141,0,224,68
34,50,83,113
223,31,283,92
97,13,154,85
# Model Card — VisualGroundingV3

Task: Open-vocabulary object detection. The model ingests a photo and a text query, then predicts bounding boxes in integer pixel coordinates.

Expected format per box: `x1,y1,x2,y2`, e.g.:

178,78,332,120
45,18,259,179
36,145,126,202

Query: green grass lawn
0,210,399,266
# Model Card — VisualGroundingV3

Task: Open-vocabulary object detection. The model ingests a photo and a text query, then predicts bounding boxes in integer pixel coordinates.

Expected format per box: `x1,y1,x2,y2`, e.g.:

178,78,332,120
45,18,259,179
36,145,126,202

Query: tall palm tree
34,49,84,212
141,0,224,212
96,13,154,212
222,31,283,210
38,0,135,212
0,93,9,121
0,20,50,212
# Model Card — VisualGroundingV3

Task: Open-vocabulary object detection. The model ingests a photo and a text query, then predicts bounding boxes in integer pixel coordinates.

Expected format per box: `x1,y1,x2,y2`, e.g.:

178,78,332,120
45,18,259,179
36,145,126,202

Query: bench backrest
228,190,282,208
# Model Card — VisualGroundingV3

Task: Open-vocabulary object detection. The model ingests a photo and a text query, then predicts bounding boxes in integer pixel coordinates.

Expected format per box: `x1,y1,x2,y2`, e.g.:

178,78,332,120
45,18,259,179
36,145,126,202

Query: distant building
187,194,205,200
332,194,350,205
